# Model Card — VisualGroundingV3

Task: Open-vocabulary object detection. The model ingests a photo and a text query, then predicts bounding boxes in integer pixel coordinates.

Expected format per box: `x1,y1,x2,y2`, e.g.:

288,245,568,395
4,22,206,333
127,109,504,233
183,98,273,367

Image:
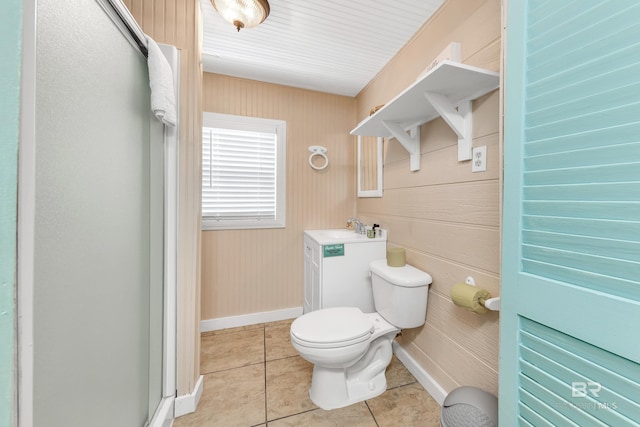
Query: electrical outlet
472,146,487,172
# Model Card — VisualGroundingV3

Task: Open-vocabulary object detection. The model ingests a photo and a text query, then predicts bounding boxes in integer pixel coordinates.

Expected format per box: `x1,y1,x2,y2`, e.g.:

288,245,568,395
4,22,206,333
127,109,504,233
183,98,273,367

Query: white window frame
202,112,286,230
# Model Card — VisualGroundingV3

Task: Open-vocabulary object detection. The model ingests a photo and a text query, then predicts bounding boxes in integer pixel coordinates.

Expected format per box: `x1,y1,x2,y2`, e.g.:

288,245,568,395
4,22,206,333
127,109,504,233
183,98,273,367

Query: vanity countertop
304,229,387,245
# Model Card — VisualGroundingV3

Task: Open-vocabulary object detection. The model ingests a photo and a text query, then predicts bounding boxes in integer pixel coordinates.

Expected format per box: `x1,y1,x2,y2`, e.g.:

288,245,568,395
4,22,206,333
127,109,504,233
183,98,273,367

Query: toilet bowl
290,259,432,410
291,308,399,409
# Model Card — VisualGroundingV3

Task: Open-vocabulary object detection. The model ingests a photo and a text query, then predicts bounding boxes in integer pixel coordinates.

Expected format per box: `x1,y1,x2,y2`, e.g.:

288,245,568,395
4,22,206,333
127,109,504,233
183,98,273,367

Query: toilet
290,259,432,410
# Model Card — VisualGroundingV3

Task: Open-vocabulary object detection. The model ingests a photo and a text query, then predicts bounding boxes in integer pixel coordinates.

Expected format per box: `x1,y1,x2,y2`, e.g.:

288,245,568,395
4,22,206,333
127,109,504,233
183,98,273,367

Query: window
202,112,286,230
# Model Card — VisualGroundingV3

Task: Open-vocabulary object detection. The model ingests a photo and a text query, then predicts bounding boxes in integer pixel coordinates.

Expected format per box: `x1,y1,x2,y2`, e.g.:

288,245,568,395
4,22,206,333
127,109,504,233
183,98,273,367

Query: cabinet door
303,238,313,313
310,248,321,311
303,237,321,313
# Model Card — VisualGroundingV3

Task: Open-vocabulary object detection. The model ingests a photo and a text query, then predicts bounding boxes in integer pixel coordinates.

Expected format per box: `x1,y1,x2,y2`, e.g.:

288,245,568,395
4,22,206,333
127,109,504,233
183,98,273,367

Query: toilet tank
370,259,432,328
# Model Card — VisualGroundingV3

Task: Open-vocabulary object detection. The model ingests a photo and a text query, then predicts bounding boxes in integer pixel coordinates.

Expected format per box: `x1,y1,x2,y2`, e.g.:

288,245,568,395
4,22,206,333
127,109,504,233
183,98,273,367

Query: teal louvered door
501,1,640,425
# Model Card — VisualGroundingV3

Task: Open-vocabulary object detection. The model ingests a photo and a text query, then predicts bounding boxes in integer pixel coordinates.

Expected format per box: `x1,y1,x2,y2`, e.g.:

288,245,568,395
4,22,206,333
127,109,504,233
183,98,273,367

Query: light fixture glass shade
212,0,270,31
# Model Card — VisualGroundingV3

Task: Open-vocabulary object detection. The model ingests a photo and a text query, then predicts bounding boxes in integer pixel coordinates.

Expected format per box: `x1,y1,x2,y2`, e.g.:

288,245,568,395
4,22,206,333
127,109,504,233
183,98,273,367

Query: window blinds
202,127,278,221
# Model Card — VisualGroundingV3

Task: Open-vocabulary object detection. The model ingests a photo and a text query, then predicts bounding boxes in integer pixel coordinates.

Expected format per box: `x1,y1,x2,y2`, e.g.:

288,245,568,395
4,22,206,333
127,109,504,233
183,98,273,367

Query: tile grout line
365,400,380,427
265,407,318,425
200,354,301,377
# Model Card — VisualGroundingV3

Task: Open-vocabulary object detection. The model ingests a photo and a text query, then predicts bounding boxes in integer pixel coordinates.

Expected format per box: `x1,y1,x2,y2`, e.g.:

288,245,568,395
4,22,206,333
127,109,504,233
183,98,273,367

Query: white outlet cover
472,146,487,172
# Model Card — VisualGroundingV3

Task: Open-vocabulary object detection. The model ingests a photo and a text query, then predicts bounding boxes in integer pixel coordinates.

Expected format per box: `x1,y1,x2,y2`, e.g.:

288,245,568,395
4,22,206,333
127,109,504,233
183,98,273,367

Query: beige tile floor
174,319,441,427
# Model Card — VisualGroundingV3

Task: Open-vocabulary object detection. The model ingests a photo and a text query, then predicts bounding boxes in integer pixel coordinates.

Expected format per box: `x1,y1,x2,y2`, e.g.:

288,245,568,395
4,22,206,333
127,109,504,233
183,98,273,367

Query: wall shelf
351,60,500,171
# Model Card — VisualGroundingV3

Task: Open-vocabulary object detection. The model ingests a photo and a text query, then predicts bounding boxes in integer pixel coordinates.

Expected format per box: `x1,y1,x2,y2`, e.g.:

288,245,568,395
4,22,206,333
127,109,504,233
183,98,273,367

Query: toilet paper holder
464,276,501,311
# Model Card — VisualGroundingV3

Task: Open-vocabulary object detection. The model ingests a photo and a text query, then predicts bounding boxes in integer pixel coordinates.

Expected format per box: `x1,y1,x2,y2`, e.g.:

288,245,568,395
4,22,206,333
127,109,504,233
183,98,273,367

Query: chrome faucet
347,217,366,234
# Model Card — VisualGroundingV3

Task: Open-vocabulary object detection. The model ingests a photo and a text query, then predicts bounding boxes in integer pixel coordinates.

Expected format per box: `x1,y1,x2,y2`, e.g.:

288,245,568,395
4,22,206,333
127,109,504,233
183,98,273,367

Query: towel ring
308,146,329,170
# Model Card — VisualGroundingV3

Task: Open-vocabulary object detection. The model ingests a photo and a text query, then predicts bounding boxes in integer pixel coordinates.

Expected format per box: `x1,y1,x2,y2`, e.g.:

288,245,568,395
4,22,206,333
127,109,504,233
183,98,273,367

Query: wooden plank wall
201,74,357,320
356,0,502,395
123,0,203,397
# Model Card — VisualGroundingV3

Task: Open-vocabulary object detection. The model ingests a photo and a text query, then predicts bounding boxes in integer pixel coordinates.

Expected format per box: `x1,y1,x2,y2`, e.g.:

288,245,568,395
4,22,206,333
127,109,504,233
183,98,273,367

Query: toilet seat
291,307,373,349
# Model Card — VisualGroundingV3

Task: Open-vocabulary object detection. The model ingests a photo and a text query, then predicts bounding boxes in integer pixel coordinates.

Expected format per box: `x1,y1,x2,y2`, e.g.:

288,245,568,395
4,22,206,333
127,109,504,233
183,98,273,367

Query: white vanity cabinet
303,230,387,313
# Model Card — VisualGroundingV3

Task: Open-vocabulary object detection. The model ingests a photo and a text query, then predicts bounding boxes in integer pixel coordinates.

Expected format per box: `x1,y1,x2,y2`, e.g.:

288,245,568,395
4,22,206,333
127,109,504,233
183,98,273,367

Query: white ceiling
200,0,445,97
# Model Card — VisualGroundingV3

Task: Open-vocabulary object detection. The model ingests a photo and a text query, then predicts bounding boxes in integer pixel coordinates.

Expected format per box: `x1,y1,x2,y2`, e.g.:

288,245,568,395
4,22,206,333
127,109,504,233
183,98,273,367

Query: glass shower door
33,0,164,425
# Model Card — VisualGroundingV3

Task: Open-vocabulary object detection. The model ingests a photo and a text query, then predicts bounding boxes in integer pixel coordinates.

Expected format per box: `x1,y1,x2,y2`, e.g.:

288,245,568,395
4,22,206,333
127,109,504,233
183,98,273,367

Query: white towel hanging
145,35,177,127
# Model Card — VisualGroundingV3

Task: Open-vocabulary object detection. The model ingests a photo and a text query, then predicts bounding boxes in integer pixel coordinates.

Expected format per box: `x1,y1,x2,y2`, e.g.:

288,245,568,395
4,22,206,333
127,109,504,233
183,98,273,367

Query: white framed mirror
357,135,383,197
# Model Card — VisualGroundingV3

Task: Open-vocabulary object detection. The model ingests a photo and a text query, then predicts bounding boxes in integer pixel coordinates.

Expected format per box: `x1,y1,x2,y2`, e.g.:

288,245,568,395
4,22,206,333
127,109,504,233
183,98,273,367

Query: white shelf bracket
382,120,421,171
424,92,473,161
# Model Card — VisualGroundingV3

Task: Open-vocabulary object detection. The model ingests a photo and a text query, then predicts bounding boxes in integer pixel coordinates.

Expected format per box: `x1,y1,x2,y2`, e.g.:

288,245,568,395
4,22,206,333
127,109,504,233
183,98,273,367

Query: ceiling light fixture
211,0,270,32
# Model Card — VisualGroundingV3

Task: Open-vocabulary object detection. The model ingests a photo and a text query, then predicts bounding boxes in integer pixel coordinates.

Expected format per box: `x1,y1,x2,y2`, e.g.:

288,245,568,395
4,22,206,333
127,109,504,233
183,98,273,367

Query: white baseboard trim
174,375,204,418
200,307,303,332
393,341,447,405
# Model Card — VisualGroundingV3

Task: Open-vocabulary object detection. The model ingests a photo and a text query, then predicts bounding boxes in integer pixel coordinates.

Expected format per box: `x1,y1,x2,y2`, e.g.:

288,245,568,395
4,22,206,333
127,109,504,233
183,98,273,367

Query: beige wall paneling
358,181,499,227
201,74,357,320
385,217,500,273
355,0,502,396
123,0,203,397
426,293,499,369
398,322,499,393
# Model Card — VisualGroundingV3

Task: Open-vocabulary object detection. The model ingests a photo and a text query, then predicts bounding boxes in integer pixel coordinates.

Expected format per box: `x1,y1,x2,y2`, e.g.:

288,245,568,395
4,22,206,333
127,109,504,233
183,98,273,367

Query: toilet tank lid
370,259,432,288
